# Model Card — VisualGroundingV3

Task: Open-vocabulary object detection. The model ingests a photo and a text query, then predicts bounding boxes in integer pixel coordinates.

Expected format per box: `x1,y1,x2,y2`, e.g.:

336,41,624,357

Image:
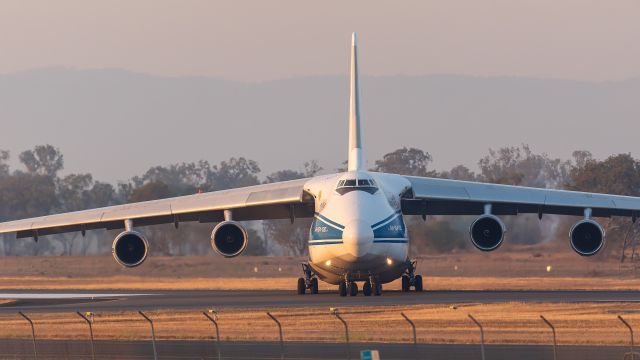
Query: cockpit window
344,179,357,187
336,177,378,195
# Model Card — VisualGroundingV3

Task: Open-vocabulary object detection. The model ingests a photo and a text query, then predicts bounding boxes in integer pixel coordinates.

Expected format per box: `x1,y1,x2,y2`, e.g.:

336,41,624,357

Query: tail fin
347,32,364,172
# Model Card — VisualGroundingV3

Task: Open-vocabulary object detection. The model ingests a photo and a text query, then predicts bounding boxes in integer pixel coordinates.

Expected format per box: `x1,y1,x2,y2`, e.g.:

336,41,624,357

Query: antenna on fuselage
347,32,364,172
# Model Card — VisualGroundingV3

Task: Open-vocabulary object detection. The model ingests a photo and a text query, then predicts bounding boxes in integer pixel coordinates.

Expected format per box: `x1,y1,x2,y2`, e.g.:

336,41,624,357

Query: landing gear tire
401,275,410,292
348,282,358,296
338,282,347,297
363,282,372,296
372,279,382,296
414,275,423,292
310,277,319,294
297,277,306,295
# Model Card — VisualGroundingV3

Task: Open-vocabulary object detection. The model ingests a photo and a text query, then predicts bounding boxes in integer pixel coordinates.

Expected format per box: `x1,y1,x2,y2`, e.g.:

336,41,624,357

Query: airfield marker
203,310,222,360
266,312,284,360
618,315,635,360
467,314,485,360
18,312,37,360
540,315,557,360
331,308,351,360
76,311,96,360
138,311,158,360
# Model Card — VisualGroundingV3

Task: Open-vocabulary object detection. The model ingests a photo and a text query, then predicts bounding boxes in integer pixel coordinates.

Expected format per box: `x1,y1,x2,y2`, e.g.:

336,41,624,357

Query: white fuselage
303,171,413,284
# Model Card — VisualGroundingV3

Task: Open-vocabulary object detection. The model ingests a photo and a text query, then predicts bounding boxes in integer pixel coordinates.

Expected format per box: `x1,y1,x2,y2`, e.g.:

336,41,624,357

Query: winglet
347,32,364,172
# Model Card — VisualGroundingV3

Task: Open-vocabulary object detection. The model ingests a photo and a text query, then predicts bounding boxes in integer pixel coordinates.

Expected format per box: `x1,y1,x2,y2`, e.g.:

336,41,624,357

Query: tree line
0,144,639,257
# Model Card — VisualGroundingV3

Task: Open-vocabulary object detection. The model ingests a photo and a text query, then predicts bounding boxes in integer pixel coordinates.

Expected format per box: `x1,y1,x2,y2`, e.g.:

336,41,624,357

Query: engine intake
469,215,505,251
211,221,248,257
112,231,149,267
570,219,605,256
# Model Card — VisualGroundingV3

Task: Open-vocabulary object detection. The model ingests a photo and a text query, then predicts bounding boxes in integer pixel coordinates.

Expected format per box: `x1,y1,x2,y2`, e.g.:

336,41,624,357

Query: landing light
386,258,393,266
325,260,332,266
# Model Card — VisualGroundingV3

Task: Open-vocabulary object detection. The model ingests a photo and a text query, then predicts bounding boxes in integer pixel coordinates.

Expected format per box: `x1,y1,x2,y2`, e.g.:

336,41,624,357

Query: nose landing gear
401,260,423,292
338,274,361,297
297,263,319,295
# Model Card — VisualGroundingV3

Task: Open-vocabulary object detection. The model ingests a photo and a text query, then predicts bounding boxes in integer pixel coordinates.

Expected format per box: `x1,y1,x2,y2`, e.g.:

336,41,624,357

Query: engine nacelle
570,219,605,256
211,221,248,257
469,215,506,251
112,231,149,267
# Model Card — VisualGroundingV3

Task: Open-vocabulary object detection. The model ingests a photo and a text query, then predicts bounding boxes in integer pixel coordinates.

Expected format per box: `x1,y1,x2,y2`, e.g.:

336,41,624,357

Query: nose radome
342,219,374,258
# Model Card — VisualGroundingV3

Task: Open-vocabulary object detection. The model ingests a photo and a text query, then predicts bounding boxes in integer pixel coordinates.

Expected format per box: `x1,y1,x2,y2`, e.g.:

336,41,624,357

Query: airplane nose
342,219,374,258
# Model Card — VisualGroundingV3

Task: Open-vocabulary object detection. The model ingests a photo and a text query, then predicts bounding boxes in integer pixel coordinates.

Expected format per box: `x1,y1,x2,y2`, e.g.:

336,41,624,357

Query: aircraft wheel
338,282,347,297
372,279,382,296
401,275,410,292
297,278,306,295
349,282,358,296
310,278,319,294
362,282,372,296
414,275,423,292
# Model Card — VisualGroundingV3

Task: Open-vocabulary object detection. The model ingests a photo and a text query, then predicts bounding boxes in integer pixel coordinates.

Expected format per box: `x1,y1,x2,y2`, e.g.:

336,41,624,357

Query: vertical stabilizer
348,32,364,172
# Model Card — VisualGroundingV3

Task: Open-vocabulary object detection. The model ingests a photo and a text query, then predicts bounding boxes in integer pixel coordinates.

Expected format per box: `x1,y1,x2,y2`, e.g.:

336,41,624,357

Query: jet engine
211,221,248,257
112,231,149,267
569,219,605,256
469,215,506,251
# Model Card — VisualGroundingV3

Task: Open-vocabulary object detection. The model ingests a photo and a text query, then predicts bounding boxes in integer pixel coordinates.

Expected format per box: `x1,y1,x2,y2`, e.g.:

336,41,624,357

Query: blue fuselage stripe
373,239,409,243
314,213,345,230
371,210,402,229
309,240,344,246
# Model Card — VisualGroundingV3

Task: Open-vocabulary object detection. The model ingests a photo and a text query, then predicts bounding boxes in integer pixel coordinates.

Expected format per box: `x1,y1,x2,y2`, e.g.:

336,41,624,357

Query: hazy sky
1,0,639,81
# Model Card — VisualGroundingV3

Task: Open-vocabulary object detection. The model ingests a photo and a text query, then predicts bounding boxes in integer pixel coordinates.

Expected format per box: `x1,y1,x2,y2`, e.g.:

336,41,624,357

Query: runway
0,339,633,359
1,289,640,312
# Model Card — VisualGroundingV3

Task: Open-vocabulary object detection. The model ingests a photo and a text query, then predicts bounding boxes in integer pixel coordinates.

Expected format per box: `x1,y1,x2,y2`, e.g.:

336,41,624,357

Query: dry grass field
1,247,640,345
0,246,638,291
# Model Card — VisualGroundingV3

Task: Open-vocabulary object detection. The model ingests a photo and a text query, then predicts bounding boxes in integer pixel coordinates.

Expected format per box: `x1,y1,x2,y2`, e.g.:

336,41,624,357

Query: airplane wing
401,175,640,219
0,178,314,239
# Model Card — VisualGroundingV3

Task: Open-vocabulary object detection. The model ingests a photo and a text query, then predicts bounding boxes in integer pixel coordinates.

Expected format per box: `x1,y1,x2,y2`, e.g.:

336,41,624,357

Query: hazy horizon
1,1,639,183
1,68,639,183
1,1,639,82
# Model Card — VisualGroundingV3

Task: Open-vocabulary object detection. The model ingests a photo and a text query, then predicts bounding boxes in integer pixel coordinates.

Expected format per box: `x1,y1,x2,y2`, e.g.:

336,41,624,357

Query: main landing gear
401,260,423,292
297,263,319,295
339,275,382,297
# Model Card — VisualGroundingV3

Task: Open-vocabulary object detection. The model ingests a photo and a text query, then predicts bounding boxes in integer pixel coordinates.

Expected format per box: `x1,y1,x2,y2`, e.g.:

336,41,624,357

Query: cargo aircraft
2,33,640,296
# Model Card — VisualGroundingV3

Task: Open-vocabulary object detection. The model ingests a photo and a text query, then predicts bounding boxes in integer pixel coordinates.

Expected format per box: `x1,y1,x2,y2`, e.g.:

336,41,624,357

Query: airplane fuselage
303,171,413,284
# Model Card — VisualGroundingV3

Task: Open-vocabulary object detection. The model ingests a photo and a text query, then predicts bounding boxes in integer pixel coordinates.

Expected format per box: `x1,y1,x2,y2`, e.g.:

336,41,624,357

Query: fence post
619,315,635,360
540,315,557,360
139,311,158,360
267,312,284,360
401,312,418,357
77,312,96,360
467,314,485,360
203,310,222,360
18,312,37,360
331,308,351,360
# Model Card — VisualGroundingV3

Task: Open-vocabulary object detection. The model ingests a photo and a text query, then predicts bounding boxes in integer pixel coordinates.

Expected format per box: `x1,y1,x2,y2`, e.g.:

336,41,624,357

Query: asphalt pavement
0,339,634,360
1,289,640,312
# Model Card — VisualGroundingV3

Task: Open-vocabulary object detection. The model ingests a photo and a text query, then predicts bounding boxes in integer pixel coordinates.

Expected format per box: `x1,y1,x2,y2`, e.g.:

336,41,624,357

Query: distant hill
1,68,638,182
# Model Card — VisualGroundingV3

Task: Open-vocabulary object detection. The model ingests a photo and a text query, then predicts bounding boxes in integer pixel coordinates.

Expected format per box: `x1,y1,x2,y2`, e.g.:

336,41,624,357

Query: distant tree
128,181,172,203
0,150,9,177
567,153,640,257
478,144,571,188
373,147,434,176
262,161,322,256
208,157,260,190
571,150,593,169
414,219,467,253
567,153,640,196
440,165,478,181
19,145,64,177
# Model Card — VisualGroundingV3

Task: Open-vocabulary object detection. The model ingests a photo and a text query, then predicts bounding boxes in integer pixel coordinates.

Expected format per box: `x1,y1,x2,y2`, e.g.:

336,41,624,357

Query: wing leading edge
0,178,314,239
401,175,640,219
